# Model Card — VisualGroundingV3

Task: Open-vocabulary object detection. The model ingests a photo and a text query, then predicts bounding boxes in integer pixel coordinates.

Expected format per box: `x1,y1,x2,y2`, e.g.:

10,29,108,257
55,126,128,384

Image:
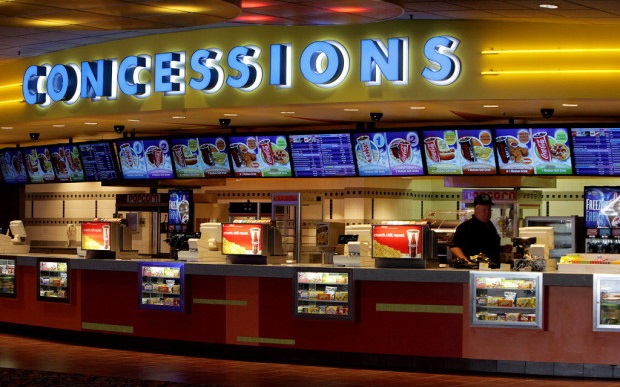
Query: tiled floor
0,331,619,387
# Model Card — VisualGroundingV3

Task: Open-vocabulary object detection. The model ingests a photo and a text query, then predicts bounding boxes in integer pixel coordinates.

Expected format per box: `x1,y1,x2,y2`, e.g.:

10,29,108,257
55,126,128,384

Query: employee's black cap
473,194,494,206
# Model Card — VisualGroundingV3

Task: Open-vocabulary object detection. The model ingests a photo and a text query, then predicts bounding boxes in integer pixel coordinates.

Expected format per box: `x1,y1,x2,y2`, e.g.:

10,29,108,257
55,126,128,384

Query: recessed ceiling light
483,105,499,108
539,4,558,9
172,116,186,119
280,111,295,114
409,106,426,110
223,113,238,117
84,122,98,125
344,108,359,112
562,103,578,107
52,124,65,128
127,119,140,122
1,126,13,130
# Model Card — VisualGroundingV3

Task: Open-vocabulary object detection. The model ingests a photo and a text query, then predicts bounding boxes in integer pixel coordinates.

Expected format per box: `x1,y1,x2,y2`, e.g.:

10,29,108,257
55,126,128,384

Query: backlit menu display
495,128,572,175
289,133,356,177
47,145,85,183
170,136,231,178
0,149,27,184
22,146,56,183
353,131,424,176
77,142,119,181
116,139,174,179
229,135,292,177
422,129,497,175
571,128,620,176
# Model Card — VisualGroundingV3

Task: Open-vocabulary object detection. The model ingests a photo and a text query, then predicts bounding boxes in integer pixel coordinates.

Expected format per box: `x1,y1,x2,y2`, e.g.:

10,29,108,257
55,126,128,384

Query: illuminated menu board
170,136,231,178
571,128,620,176
116,139,174,179
495,128,572,175
422,128,497,175
22,146,56,183
77,142,119,181
0,149,27,184
228,135,292,177
353,131,424,176
288,133,356,177
48,145,85,183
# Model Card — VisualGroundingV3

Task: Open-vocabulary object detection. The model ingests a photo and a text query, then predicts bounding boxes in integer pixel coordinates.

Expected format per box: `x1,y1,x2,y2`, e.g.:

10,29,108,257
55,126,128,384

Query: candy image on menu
170,136,231,178
0,149,27,184
355,131,424,176
117,139,174,179
456,129,496,174
48,145,84,182
23,146,56,183
422,129,461,174
495,128,571,175
372,224,424,258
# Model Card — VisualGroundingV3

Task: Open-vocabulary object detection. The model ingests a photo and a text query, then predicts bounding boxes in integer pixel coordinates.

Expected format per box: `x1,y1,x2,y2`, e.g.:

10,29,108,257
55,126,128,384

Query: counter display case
593,274,620,331
139,262,185,312
38,259,69,302
470,272,542,329
0,258,15,297
294,268,353,320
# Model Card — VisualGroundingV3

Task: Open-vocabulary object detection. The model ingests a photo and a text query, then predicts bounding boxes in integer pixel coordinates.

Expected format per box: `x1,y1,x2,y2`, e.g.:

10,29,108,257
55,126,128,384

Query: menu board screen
47,145,85,182
0,149,27,184
221,223,265,255
81,221,112,251
422,129,496,175
116,139,174,179
228,135,291,177
371,224,424,259
495,128,572,175
353,131,424,176
77,142,119,181
170,136,231,178
22,147,56,183
584,187,620,240
288,133,356,177
571,128,620,176
168,189,192,233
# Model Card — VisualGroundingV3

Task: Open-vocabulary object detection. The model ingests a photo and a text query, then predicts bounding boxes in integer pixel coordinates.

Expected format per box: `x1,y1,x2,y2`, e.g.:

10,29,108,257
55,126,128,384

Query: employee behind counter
449,194,501,268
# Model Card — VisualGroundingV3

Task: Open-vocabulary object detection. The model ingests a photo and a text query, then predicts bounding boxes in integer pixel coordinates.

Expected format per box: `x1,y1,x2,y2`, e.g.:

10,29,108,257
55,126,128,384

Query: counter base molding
81,322,134,334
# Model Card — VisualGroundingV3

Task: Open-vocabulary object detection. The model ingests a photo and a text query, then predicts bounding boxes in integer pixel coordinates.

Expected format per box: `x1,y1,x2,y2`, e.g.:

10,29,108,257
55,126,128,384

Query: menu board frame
0,148,28,184
353,130,424,176
169,135,232,178
228,134,292,178
77,140,121,182
495,127,573,176
288,132,357,178
421,127,498,175
115,138,175,180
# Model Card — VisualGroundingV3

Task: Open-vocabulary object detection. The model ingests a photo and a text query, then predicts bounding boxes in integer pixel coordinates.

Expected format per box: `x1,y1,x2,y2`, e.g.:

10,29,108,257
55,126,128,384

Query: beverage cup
398,140,411,163
357,135,373,163
259,139,275,166
532,132,551,162
424,137,441,163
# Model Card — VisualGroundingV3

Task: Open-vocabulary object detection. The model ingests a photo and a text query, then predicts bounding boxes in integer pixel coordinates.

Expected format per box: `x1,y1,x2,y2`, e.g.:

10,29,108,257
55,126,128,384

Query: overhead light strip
482,69,620,75
482,48,620,55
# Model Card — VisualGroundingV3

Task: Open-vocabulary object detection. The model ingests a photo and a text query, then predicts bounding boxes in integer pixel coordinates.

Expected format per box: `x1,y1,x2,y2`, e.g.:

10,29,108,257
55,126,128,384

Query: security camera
29,132,39,141
370,112,383,122
219,118,231,127
540,108,554,119
113,125,125,134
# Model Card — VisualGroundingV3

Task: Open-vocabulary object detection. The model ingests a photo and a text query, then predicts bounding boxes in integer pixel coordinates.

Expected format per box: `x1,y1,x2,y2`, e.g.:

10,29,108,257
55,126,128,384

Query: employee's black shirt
451,215,501,265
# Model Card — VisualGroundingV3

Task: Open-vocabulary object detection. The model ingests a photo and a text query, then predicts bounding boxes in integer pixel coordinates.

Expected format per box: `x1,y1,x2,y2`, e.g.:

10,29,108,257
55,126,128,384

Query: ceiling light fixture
172,116,186,119
539,4,559,9
409,106,426,110
52,124,65,128
344,108,359,112
280,111,295,114
84,122,98,125
223,113,238,117
483,105,499,108
1,127,13,130
562,103,578,107
127,119,140,122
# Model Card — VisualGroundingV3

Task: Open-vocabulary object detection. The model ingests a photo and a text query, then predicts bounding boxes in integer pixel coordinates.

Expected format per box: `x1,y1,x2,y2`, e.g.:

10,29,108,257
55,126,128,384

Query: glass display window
594,274,620,331
37,258,70,302
0,258,16,297
139,262,185,312
294,268,354,320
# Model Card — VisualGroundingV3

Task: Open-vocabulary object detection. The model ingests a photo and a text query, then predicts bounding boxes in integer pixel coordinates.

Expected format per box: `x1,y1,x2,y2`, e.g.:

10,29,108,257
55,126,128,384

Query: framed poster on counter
0,148,27,184
495,128,572,175
353,130,424,176
228,135,292,177
77,141,120,182
288,133,356,177
115,138,174,179
422,128,497,175
169,136,231,178
584,186,620,232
